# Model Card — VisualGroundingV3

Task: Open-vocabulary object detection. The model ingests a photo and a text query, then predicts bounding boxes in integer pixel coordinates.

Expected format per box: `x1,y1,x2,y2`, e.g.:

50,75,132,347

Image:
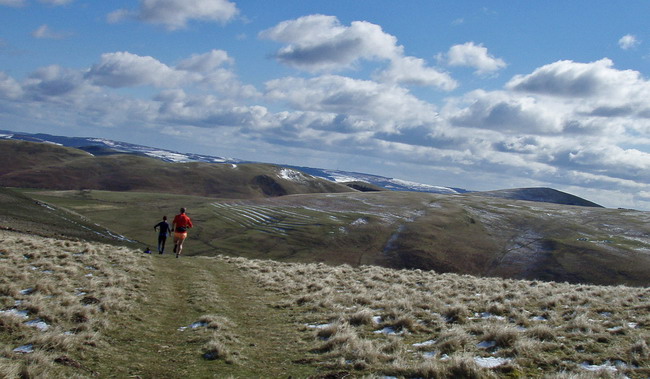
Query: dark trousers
158,235,167,253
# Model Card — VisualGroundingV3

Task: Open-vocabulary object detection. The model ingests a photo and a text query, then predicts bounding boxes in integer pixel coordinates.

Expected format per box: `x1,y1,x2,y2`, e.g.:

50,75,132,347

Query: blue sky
2,0,650,210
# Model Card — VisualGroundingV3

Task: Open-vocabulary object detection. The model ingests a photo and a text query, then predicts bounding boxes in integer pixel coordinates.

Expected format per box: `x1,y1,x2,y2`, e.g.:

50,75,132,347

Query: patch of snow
374,327,402,335
477,340,497,349
351,218,368,226
474,357,511,368
530,315,547,321
279,168,307,183
19,288,35,295
372,316,382,324
0,309,29,318
422,351,437,358
474,312,505,320
306,323,333,329
25,319,49,331
412,339,436,347
13,344,34,354
144,150,192,162
580,361,623,373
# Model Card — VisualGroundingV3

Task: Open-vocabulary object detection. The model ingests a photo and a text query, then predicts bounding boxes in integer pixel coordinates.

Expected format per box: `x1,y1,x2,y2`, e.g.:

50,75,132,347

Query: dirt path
87,253,319,378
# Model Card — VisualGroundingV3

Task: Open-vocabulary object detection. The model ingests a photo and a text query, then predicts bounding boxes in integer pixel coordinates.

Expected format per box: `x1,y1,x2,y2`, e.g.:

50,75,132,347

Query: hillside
23,188,650,287
0,140,354,198
0,187,648,378
478,188,603,208
1,228,648,378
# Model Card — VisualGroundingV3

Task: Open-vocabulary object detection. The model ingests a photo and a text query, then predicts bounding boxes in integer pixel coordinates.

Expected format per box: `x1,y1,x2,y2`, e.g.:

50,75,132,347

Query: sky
1,1,650,210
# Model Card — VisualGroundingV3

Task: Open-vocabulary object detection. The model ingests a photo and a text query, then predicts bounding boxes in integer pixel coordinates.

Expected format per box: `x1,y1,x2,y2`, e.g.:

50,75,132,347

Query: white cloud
260,14,401,72
177,50,233,73
31,24,71,39
441,42,506,75
619,34,640,50
108,0,238,30
506,58,646,98
0,71,24,99
265,75,438,133
375,56,458,91
86,52,186,88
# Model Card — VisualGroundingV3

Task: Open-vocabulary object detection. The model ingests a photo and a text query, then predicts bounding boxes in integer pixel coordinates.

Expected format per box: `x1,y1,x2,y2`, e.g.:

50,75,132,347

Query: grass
225,255,650,378
0,227,648,377
0,230,150,378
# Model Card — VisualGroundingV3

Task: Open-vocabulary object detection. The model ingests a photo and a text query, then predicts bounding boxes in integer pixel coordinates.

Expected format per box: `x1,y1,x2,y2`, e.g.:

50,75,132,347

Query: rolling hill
0,140,353,198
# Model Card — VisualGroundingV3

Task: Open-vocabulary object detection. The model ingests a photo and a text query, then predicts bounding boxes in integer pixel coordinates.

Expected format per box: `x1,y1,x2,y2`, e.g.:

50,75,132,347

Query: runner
153,216,170,254
171,208,193,258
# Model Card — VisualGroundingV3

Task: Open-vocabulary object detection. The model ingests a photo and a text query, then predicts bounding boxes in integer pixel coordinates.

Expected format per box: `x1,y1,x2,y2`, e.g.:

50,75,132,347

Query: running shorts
174,232,188,240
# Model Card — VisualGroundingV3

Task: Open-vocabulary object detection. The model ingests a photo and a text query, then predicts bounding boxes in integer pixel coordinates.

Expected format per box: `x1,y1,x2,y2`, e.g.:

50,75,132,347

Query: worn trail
87,252,317,378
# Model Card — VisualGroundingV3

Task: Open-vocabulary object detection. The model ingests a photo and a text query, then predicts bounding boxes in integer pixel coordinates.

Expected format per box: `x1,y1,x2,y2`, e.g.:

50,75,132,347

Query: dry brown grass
223,255,650,378
0,230,151,378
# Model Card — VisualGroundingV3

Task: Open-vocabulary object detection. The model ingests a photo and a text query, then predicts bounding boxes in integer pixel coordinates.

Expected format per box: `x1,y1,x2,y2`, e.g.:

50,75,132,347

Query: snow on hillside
1,130,462,194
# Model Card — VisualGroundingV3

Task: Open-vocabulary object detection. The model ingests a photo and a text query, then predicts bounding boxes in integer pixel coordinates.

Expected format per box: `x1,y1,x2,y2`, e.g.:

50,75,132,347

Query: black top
154,221,170,236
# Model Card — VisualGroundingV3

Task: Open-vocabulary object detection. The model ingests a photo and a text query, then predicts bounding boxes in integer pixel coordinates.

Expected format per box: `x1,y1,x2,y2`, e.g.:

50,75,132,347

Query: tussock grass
0,230,150,378
221,255,650,378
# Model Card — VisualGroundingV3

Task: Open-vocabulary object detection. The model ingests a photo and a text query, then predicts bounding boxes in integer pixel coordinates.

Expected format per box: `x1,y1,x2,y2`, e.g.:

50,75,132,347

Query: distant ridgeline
0,129,601,207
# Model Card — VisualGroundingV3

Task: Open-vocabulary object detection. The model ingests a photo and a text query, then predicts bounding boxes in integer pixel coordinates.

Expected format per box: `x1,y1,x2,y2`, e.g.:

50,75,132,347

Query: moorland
0,139,649,378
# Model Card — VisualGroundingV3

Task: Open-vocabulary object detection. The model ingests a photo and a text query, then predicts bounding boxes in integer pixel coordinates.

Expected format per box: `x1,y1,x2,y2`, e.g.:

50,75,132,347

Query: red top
173,213,193,229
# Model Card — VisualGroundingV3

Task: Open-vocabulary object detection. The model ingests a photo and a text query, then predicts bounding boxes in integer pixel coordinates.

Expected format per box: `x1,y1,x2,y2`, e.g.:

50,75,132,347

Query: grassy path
86,253,320,378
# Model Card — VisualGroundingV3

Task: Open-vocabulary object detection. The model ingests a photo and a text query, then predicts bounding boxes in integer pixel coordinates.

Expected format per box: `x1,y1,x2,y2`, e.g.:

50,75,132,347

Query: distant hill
0,140,353,198
478,187,603,207
1,130,606,208
0,130,464,195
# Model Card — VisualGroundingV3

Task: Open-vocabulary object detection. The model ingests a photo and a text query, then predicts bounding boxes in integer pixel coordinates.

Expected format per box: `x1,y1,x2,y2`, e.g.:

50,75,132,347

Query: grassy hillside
0,140,354,198
23,188,650,287
1,230,648,378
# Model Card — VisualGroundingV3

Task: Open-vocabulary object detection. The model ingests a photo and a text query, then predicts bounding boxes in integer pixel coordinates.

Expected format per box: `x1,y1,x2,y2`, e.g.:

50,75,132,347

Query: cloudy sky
2,1,650,210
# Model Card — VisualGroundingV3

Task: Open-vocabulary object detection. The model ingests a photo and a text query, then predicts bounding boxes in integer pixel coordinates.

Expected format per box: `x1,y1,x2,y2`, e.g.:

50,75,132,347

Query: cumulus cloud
31,24,71,39
108,0,238,30
375,56,458,91
260,14,401,72
440,42,506,75
506,58,646,98
23,65,95,101
265,75,438,133
260,14,456,91
618,34,640,50
86,52,186,88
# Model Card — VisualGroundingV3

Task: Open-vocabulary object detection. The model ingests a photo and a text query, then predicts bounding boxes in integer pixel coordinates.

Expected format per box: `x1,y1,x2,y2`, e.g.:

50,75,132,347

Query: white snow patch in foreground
305,323,333,329
474,357,511,368
412,339,436,347
13,344,34,354
25,319,50,331
0,309,29,318
374,327,402,335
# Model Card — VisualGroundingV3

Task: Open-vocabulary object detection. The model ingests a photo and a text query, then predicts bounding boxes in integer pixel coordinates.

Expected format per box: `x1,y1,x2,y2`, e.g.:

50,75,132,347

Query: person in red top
171,207,193,258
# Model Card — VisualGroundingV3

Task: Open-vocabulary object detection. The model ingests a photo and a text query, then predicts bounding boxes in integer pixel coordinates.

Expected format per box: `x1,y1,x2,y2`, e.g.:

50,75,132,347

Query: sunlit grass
224,255,650,378
0,230,151,378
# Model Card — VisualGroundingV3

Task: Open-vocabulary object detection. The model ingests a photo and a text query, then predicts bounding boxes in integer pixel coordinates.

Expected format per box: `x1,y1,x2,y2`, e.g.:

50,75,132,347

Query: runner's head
180,207,186,214
162,216,167,220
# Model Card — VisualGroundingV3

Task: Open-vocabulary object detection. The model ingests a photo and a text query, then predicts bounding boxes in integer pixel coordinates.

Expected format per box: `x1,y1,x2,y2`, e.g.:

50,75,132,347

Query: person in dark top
154,216,170,254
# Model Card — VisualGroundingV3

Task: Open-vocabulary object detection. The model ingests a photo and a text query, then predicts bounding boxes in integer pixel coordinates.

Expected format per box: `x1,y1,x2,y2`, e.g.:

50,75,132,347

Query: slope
0,140,354,198
23,189,650,287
